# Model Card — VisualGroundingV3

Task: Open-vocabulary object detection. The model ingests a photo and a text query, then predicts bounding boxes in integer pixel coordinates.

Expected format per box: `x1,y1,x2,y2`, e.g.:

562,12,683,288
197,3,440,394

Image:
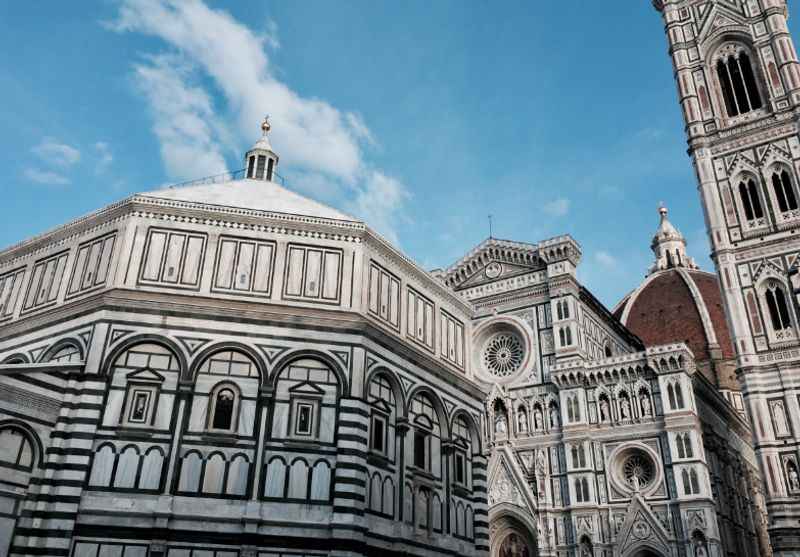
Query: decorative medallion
486,262,503,279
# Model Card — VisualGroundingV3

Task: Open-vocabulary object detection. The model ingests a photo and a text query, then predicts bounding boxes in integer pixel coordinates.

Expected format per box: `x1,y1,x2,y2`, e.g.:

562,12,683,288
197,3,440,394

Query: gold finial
261,115,271,136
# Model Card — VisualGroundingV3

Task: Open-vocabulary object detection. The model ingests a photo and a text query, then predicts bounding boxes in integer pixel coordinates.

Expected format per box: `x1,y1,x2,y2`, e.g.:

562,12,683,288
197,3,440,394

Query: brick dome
613,206,738,390
614,269,735,364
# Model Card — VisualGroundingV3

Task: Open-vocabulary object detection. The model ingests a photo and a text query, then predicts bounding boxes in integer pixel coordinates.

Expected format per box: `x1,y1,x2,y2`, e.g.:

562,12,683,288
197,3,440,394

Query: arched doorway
630,549,664,557
498,532,532,557
490,507,538,557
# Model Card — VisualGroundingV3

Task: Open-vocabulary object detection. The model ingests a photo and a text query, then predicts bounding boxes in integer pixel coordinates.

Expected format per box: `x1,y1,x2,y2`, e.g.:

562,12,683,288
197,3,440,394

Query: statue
549,406,559,428
641,395,652,416
620,398,631,420
495,414,507,435
695,545,708,557
773,402,788,435
536,450,547,474
534,407,543,430
789,464,800,491
599,399,610,422
518,410,528,433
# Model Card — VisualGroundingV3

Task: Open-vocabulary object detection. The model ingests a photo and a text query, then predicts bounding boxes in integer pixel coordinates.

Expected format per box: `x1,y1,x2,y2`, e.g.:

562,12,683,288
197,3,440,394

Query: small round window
482,332,525,378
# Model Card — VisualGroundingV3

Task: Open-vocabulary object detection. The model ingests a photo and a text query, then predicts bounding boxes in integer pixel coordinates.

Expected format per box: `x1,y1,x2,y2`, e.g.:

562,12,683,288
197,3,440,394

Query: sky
3,1,790,308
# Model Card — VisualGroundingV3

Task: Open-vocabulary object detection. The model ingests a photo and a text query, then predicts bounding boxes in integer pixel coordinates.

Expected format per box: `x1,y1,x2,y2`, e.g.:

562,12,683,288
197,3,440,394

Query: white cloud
23,168,70,186
133,53,228,180
108,0,409,242
595,250,617,268
94,141,114,173
543,197,570,217
32,138,80,167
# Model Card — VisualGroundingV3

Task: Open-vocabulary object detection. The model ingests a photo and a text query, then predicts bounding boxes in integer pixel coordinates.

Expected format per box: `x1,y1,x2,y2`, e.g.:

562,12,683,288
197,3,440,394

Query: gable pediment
697,2,748,45
126,368,165,382
618,495,671,557
487,446,537,514
444,238,543,291
288,381,325,395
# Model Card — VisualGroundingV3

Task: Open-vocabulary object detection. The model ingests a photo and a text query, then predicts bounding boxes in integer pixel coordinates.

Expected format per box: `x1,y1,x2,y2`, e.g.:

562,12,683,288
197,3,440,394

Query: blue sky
3,1,787,307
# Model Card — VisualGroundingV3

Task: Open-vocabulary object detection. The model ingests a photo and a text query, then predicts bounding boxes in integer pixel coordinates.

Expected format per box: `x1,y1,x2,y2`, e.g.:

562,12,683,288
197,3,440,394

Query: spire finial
261,115,271,136
658,202,668,218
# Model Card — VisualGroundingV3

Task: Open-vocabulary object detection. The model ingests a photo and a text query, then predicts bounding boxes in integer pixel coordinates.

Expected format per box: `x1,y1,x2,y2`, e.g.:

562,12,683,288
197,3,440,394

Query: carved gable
617,495,671,557
487,446,537,514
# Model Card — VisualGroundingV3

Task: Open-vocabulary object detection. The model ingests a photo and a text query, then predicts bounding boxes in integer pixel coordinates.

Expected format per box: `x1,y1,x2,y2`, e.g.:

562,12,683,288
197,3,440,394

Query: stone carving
549,406,559,428
641,395,651,417
496,414,508,435
489,465,524,507
534,406,543,430
599,398,610,422
517,409,528,433
620,397,631,420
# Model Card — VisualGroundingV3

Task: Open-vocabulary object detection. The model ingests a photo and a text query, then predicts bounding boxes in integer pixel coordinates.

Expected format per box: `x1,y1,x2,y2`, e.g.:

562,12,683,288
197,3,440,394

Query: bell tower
653,1,800,553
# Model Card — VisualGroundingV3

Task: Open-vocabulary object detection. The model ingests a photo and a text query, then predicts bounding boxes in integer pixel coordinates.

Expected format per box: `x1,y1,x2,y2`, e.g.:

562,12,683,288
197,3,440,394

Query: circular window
483,332,525,378
622,450,656,490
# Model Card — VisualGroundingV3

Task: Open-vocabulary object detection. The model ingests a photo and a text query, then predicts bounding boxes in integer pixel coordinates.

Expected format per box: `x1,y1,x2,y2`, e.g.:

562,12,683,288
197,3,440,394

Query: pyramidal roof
139,178,357,223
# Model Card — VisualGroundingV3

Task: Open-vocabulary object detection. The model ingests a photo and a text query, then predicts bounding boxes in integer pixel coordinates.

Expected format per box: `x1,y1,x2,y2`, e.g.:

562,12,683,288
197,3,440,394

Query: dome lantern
649,204,697,274
244,116,279,182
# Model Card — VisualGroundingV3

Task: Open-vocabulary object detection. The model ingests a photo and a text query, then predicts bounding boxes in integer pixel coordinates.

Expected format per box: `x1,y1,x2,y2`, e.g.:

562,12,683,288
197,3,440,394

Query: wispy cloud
94,141,114,173
22,168,71,186
543,197,570,217
595,250,617,268
107,0,409,243
32,138,80,167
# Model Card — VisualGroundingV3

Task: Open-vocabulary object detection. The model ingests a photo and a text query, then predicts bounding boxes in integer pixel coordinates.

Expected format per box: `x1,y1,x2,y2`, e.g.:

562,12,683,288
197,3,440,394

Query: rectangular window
0,267,26,321
368,261,401,330
371,414,386,454
295,402,314,436
407,287,435,351
414,431,428,470
247,155,255,178
128,390,151,423
139,228,207,289
67,232,117,298
212,236,276,297
282,244,343,304
22,250,69,312
440,310,465,369
455,452,466,485
267,158,275,181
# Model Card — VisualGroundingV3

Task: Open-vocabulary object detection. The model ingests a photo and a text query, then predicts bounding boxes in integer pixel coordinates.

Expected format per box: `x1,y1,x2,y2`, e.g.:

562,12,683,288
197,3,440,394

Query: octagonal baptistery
0,122,488,557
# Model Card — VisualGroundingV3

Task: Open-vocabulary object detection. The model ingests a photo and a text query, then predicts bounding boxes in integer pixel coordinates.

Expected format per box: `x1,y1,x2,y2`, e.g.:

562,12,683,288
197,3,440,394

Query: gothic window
559,328,566,347
556,301,563,320
574,477,590,503
772,170,799,213
572,443,586,469
668,381,685,410
683,467,700,495
604,343,613,358
683,434,693,458
764,282,793,331
716,48,762,117
566,396,580,423
676,434,686,459
208,383,238,432
738,179,764,221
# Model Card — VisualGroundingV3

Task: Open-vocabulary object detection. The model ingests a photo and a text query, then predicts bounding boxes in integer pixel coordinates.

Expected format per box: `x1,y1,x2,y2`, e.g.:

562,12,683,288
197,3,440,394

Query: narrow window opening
371,415,386,453
774,172,789,212
256,155,266,180
782,171,798,210
749,180,764,219
739,52,762,110
295,402,314,436
212,388,235,430
266,158,275,181
717,59,739,117
455,452,466,485
414,431,428,470
739,181,755,220
246,155,255,179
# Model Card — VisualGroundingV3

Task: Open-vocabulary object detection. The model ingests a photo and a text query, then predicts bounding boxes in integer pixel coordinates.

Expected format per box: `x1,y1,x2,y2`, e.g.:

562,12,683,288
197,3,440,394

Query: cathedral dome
613,207,737,390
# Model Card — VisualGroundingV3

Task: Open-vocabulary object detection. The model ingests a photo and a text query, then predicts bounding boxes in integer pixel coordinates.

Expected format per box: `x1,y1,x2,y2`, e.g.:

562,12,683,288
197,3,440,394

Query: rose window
622,451,655,490
483,332,524,377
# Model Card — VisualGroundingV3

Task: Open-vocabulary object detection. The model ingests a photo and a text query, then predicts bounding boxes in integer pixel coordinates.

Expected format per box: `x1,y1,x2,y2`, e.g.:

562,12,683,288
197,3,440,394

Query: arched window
368,373,396,457
0,427,34,470
675,382,685,409
676,434,686,459
764,282,793,331
682,469,691,495
556,301,563,321
739,179,764,221
690,468,700,494
209,385,238,431
47,343,82,363
562,300,570,319
604,344,613,358
684,433,694,458
668,383,677,410
716,48,762,117
559,328,566,347
772,170,799,213
565,327,573,345
574,478,583,502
